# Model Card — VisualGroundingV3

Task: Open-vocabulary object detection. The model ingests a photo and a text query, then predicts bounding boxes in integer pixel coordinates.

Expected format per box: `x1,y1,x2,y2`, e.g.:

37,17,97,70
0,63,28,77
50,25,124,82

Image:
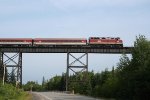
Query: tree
130,35,150,99
9,68,16,85
115,35,150,100
23,81,42,91
59,73,66,91
46,75,62,91
42,76,45,86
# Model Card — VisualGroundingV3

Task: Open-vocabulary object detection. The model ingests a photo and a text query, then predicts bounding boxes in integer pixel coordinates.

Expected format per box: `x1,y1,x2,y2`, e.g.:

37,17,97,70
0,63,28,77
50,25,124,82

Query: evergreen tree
42,76,45,86
9,68,16,85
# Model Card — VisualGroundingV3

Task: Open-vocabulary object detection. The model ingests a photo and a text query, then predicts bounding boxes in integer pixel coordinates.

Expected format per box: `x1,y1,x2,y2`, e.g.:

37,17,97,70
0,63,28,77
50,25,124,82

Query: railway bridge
0,46,133,90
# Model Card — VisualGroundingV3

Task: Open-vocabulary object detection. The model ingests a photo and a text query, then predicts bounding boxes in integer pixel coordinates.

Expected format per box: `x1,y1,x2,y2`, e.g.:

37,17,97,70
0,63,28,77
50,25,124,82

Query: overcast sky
0,0,150,84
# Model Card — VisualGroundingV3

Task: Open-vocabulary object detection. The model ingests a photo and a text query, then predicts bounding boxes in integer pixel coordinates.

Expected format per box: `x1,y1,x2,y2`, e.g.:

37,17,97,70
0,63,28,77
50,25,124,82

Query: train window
102,37,105,39
90,37,94,39
115,38,119,40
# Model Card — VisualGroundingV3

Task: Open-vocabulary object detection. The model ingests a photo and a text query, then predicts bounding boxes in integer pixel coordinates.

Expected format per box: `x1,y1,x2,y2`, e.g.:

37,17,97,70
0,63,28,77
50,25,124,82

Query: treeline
23,35,150,100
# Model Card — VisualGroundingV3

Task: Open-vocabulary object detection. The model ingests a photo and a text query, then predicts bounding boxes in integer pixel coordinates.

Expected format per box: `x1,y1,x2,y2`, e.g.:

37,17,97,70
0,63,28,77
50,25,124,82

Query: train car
0,38,33,47
33,38,87,47
89,37,123,47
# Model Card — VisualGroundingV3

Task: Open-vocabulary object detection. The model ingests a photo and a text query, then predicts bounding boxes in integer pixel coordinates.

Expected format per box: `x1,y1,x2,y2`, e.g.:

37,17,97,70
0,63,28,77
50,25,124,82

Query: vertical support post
3,64,6,85
85,53,88,79
0,52,4,81
17,53,22,87
66,53,88,91
86,53,88,72
66,53,69,91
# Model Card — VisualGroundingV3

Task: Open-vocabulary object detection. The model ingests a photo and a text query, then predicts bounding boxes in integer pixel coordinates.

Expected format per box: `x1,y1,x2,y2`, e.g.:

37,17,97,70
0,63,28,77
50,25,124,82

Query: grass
0,92,32,100
17,92,32,100
0,83,32,100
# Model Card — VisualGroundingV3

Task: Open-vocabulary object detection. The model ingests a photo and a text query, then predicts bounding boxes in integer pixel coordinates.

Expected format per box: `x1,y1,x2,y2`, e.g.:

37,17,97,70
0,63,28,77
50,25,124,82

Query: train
0,37,123,48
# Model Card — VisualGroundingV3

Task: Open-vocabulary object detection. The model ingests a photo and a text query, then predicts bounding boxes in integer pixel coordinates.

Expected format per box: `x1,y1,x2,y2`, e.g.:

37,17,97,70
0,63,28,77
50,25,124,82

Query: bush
0,82,23,99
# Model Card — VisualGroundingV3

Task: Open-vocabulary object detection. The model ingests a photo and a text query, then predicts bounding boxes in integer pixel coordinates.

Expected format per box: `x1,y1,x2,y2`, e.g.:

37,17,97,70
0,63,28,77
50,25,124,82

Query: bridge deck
0,46,133,53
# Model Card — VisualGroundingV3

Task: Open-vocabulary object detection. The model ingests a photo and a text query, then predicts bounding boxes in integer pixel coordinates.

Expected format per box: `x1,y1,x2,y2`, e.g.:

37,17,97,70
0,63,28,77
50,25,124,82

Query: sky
0,0,150,84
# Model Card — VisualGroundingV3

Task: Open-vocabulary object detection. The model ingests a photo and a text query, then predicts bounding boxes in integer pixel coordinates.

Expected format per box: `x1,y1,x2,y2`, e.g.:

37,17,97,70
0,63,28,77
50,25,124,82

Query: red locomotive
89,37,123,47
0,37,123,48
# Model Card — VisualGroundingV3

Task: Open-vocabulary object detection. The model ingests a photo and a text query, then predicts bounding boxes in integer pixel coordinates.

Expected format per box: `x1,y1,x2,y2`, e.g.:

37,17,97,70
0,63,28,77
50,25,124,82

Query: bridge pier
0,52,22,87
66,53,88,91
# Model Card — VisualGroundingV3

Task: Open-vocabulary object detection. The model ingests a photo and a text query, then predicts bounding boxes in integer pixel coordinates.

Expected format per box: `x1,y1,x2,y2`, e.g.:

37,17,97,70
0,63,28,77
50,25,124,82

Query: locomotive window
116,37,120,40
90,37,93,39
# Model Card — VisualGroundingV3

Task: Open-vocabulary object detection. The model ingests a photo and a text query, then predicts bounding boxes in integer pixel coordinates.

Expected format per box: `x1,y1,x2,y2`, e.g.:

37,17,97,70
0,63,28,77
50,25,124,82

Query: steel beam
0,52,3,80
66,53,88,91
0,47,133,53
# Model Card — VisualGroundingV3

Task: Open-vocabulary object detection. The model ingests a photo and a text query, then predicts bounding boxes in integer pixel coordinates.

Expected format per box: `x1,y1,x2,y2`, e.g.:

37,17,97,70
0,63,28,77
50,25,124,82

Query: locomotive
0,37,123,48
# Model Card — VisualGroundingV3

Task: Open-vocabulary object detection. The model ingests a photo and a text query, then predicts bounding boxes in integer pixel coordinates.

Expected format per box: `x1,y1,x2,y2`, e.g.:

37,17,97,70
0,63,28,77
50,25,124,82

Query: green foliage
42,76,45,87
23,81,42,91
0,83,25,100
8,68,16,86
115,35,150,100
46,75,65,91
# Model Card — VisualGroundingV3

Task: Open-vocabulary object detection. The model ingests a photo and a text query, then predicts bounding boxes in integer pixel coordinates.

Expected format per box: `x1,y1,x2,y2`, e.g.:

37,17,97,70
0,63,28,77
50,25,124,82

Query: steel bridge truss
66,53,88,91
0,52,22,87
